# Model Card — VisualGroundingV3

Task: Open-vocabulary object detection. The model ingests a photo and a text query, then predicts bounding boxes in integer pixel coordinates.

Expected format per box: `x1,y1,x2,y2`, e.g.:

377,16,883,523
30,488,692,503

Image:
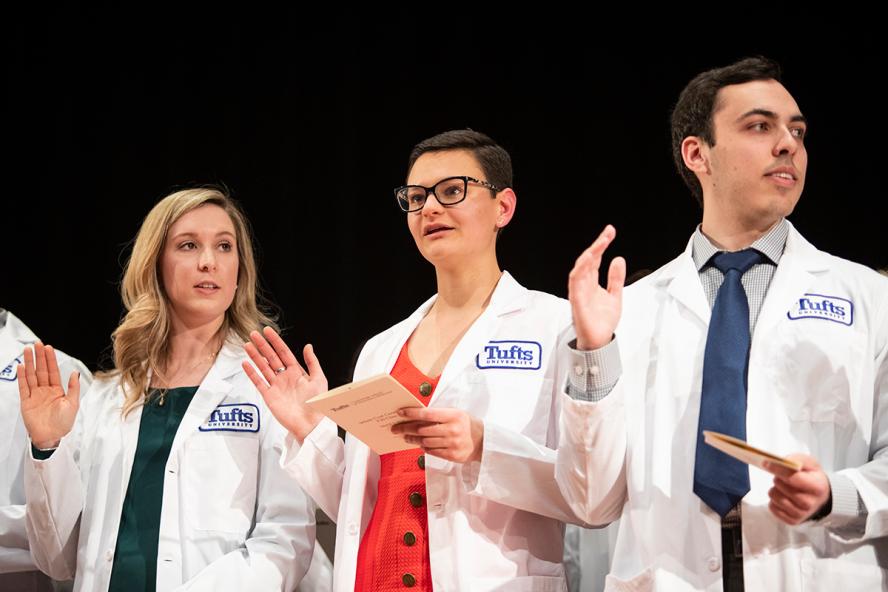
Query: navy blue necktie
694,248,764,517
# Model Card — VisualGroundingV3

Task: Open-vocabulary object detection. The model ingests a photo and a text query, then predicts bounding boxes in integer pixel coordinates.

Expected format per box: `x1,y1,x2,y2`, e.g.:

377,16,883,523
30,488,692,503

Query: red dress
354,341,438,591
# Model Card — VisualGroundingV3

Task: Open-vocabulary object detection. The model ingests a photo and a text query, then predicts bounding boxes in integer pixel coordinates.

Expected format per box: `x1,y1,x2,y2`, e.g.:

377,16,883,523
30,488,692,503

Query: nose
773,125,801,158
198,247,217,271
420,191,445,216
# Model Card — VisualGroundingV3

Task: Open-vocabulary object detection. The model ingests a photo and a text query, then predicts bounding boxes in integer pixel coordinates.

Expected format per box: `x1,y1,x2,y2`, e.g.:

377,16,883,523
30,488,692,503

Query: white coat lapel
119,401,143,501
374,296,437,378
168,341,241,455
431,271,527,405
663,241,711,327
752,223,827,344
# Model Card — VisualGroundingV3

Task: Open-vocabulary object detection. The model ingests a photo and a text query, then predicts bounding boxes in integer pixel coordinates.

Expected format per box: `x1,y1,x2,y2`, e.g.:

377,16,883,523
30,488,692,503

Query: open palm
242,327,327,441
18,343,81,449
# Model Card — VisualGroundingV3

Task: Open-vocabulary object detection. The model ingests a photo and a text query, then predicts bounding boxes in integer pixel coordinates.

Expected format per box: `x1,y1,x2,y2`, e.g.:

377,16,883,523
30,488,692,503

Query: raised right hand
18,342,81,449
569,225,626,350
242,327,327,442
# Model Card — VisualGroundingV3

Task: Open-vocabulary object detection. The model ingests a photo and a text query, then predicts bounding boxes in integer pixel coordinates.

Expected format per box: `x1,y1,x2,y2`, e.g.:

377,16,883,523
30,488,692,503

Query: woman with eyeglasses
18,187,323,591
244,130,592,591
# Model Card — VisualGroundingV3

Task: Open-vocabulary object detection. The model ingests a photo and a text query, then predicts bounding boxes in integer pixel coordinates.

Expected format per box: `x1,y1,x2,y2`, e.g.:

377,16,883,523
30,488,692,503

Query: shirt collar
692,218,788,272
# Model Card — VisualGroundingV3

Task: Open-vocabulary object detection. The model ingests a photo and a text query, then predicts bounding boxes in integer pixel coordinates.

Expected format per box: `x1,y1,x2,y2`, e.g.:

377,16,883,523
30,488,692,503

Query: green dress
106,386,198,592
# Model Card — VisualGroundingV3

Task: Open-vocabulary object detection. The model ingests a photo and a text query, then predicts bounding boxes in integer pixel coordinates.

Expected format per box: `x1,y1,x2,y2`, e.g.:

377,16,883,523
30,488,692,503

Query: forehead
168,204,236,237
408,149,484,185
713,79,803,123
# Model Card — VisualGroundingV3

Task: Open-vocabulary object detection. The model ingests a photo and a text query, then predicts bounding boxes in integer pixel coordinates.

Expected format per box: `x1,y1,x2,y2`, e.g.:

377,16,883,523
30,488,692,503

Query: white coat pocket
766,320,868,428
183,433,260,534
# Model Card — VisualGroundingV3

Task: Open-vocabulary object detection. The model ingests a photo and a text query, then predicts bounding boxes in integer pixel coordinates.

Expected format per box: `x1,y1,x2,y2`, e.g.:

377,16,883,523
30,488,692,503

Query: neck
432,254,502,315
701,209,782,251
166,313,225,364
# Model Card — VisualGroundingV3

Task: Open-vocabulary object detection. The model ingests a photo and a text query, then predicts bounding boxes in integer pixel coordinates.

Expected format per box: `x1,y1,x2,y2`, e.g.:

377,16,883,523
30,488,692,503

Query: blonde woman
18,188,318,591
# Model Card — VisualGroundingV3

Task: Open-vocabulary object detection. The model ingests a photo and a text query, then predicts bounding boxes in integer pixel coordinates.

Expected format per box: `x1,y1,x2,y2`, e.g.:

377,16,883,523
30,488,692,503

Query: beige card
703,430,802,472
306,373,422,455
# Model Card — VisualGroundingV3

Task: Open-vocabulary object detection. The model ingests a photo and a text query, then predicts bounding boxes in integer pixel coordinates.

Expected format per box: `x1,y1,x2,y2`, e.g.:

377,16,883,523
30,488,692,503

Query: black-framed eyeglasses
394,176,501,213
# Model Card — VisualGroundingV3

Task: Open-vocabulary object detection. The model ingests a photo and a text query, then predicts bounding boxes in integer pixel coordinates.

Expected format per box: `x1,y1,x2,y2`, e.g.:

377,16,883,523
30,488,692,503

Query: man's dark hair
407,129,512,190
671,56,782,205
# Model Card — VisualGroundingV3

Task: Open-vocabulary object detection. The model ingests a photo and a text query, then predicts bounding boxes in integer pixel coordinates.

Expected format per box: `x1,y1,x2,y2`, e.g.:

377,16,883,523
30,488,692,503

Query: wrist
33,439,61,450
293,411,325,444
576,334,613,351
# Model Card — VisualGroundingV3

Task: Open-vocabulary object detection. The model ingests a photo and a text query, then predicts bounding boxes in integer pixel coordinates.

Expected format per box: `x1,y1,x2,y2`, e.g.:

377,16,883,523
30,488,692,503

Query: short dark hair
407,129,513,190
670,56,782,205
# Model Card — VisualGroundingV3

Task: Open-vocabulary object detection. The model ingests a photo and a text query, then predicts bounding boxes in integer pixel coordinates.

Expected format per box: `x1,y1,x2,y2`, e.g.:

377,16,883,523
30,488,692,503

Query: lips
194,282,220,290
764,166,798,182
423,224,454,236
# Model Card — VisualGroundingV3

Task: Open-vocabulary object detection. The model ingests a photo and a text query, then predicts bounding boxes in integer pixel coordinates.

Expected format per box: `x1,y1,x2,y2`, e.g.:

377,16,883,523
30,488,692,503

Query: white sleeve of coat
279,417,345,523
1,352,90,575
555,382,628,527
177,421,317,591
835,290,888,543
461,327,596,526
461,419,590,526
23,427,83,581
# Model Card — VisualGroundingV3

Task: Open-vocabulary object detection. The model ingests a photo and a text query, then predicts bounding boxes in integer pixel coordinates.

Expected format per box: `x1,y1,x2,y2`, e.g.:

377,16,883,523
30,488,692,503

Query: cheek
159,256,179,292
225,257,240,291
797,150,809,175
407,216,422,240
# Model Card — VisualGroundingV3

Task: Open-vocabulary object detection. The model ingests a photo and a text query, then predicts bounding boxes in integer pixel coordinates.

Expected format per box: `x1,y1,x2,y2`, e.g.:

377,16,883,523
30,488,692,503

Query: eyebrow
736,108,807,125
170,230,236,241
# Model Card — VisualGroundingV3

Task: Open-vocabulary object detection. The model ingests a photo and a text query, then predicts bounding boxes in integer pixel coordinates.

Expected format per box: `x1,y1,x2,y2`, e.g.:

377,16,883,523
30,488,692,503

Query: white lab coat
1,310,91,592
557,223,888,591
283,271,594,591
24,339,319,592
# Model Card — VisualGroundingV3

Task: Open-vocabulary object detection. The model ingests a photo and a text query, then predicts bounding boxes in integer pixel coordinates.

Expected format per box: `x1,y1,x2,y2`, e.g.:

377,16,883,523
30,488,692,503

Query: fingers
23,347,37,391
45,345,62,387
398,407,453,422
34,343,50,386
579,225,617,270
407,436,449,449
16,365,29,400
607,256,626,298
263,326,302,368
242,361,270,393
761,460,798,479
249,331,288,376
569,225,618,298
302,344,327,381
768,500,801,525
393,421,449,437
244,341,279,385
773,471,824,495
768,489,807,524
67,372,81,409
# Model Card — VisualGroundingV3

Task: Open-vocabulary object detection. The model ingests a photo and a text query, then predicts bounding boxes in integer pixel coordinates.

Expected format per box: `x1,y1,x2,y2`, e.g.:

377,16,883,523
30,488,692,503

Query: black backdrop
5,12,884,387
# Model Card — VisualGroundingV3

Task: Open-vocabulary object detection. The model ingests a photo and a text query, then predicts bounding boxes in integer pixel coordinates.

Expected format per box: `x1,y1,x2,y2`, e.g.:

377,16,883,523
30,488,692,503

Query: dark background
4,12,884,386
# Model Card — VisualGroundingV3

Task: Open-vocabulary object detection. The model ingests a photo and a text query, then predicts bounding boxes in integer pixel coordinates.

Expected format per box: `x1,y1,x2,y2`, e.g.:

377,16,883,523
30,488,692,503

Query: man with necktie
555,57,888,591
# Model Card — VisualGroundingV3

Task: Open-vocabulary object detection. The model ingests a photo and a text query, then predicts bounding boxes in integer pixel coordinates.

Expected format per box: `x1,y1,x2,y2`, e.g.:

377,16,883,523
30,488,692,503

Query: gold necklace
155,346,221,406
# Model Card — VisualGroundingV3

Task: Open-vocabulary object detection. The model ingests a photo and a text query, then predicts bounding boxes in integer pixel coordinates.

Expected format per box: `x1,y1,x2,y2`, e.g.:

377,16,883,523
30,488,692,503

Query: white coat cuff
280,417,339,473
816,472,866,533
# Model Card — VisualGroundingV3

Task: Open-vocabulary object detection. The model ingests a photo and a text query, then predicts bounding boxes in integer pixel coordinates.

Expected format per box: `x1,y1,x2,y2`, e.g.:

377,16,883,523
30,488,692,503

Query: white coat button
588,365,600,376
105,549,114,561
347,522,358,535
707,556,721,572
573,365,584,376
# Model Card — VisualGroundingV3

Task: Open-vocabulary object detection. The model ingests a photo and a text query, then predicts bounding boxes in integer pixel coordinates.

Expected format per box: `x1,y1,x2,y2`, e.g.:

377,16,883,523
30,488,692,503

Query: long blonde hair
107,187,277,416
